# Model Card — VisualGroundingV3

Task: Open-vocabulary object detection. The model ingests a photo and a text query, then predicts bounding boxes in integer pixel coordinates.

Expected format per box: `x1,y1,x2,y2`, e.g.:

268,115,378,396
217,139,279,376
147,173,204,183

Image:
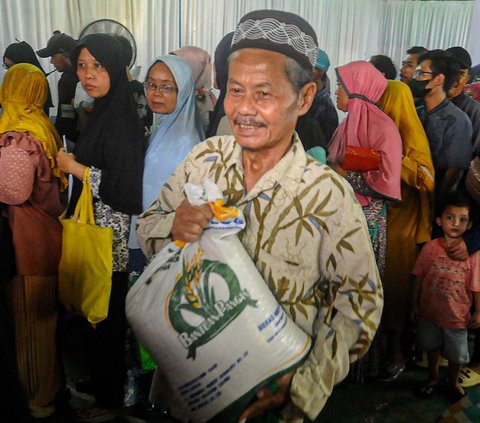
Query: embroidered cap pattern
232,18,318,67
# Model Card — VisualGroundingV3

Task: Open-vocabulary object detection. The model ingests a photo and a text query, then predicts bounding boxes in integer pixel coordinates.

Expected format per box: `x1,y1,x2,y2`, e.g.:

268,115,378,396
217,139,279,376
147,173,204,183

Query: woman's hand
57,148,86,180
238,371,294,422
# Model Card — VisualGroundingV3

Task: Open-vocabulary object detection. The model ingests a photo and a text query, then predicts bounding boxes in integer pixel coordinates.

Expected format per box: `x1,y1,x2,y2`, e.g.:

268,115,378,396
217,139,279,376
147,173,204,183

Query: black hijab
4,41,44,70
3,41,54,110
205,32,234,138
71,34,144,215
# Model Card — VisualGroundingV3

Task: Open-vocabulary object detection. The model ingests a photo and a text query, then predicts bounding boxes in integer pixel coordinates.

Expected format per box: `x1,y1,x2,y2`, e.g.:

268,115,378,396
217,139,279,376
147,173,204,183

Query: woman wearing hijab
171,46,215,131
377,80,435,382
142,55,203,212
328,61,402,277
0,63,66,419
125,54,203,410
3,41,54,114
327,61,402,382
56,33,144,421
206,32,234,138
129,55,203,268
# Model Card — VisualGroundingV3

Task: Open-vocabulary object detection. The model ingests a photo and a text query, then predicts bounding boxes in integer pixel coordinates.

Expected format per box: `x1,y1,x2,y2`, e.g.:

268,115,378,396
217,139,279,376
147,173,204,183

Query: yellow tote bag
59,168,113,326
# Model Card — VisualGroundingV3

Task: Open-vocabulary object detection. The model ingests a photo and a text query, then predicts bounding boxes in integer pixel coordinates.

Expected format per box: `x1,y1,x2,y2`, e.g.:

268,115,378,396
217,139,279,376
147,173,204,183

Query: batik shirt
137,135,382,422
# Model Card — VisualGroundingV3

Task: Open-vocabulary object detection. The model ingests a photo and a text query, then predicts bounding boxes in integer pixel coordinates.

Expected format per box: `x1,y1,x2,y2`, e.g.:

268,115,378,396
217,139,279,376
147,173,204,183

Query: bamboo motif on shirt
265,270,319,321
262,174,338,254
190,139,380,350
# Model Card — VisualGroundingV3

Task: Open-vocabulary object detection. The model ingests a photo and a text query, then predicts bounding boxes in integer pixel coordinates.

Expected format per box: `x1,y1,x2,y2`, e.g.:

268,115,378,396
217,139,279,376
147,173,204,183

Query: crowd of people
1,7,480,423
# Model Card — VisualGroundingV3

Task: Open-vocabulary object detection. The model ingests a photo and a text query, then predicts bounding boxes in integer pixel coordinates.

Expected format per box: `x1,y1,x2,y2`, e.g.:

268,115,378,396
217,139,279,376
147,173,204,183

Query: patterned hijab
143,55,203,211
379,80,435,242
328,60,402,201
0,63,66,189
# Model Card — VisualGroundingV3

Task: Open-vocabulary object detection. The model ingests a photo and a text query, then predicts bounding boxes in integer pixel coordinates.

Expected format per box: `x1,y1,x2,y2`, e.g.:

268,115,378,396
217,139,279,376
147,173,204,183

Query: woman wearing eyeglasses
142,56,204,212
56,33,144,421
122,54,203,413
127,54,203,275
128,55,203,264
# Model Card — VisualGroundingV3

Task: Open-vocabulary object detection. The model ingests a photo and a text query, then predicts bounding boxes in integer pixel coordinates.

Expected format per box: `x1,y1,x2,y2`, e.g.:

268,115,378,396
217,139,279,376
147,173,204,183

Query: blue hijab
143,55,204,211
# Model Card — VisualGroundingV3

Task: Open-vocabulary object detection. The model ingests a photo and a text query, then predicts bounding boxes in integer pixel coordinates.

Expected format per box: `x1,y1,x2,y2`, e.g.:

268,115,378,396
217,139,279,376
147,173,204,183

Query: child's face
436,205,471,239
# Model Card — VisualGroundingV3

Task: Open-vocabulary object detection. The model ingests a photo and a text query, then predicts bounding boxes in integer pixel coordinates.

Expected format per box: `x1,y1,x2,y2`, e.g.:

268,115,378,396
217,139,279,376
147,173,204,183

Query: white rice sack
126,180,311,423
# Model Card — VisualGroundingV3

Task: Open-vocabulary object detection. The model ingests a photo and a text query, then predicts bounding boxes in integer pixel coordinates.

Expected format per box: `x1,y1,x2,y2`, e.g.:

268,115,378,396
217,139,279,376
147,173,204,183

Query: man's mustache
233,117,265,127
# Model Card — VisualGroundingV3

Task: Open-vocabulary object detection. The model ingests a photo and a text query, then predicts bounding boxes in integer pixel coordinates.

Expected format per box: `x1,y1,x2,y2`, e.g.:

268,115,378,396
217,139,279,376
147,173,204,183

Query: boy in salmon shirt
411,193,480,401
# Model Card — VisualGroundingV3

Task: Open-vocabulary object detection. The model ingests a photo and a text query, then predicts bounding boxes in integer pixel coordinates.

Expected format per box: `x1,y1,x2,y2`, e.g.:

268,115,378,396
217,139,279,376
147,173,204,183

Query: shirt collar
425,98,449,115
227,132,308,202
450,92,467,105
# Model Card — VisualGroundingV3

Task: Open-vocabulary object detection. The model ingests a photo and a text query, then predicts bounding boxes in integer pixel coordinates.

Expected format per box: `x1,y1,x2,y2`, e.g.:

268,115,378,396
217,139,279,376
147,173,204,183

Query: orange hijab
0,63,66,189
379,80,435,243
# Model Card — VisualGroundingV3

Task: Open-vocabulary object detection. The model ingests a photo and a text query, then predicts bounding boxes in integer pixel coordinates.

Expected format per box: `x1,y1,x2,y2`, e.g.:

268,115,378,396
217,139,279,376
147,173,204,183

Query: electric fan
78,19,137,69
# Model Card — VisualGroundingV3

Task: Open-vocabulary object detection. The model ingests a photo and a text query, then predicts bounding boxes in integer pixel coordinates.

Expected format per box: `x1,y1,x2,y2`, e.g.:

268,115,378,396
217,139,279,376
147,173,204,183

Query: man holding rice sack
135,10,382,423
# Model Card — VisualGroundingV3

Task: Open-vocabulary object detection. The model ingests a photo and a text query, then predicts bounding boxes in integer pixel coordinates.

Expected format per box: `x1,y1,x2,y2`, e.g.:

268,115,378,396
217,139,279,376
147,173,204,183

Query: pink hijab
170,46,213,91
328,61,402,202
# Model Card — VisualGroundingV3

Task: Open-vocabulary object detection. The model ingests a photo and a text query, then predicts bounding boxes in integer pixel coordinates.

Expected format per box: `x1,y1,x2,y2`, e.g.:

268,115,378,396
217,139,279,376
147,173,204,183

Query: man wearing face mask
409,49,472,204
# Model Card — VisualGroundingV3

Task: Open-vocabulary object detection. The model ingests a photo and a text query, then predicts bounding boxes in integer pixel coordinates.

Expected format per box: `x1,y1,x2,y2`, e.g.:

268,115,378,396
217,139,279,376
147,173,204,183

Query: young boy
411,194,480,400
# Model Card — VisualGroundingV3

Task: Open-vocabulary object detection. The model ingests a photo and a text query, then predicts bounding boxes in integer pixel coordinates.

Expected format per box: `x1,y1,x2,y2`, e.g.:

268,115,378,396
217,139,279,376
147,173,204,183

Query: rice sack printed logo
169,247,257,359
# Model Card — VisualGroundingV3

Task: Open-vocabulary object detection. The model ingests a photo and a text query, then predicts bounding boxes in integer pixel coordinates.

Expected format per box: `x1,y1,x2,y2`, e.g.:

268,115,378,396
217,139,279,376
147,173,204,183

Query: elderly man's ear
298,81,317,116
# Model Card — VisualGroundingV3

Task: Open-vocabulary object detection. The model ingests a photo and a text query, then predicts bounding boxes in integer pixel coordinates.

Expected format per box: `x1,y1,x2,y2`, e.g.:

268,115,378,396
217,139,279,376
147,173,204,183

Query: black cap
36,32,77,57
230,10,318,70
446,46,472,69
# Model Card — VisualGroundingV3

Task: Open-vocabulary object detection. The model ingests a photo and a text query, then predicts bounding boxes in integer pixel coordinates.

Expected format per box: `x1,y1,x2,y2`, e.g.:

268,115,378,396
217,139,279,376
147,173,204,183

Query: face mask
408,78,432,98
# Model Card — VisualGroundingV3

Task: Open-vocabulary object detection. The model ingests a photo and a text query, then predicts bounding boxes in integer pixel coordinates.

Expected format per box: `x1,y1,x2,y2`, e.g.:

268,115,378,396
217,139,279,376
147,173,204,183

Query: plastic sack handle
72,167,95,225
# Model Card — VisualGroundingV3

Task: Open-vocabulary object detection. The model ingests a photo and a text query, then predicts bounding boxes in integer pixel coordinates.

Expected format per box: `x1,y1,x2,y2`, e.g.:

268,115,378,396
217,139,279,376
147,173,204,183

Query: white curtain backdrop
0,0,475,116
467,0,480,64
380,0,473,64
